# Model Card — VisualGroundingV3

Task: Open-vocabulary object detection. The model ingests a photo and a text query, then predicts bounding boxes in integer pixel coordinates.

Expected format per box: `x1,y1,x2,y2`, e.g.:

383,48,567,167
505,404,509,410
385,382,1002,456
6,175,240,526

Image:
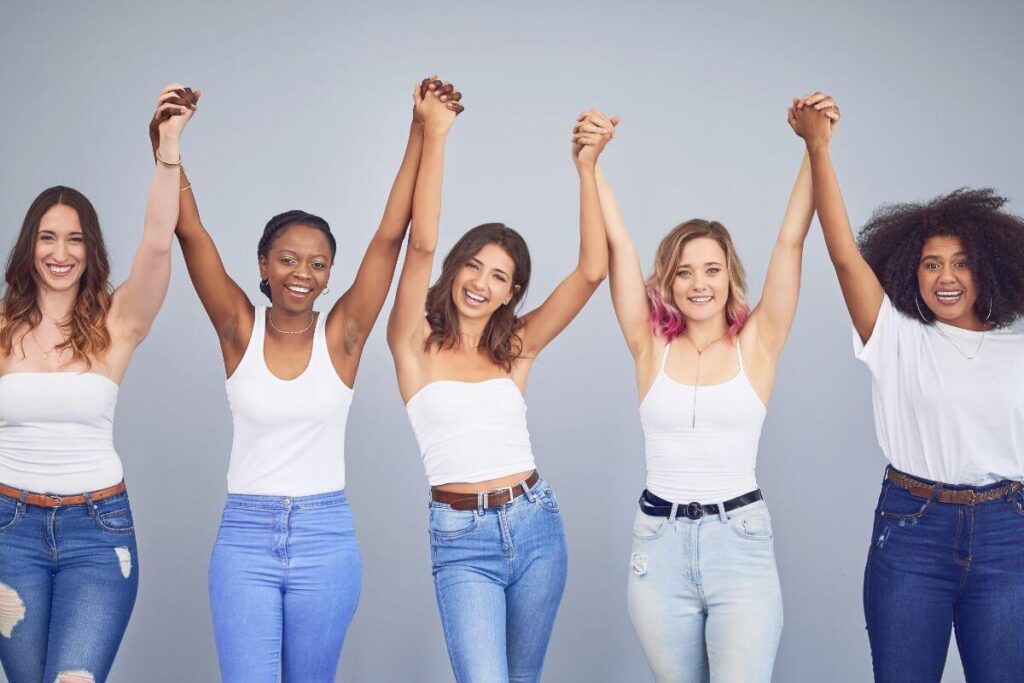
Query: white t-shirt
854,295,1024,485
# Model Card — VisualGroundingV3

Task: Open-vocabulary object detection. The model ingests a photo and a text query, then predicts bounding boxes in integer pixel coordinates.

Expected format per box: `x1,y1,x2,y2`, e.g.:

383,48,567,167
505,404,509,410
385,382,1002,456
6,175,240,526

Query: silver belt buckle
490,485,516,504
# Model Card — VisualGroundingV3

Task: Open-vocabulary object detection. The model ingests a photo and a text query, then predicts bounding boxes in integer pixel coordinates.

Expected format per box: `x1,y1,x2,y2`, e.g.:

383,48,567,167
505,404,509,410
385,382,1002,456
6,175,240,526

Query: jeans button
283,497,292,507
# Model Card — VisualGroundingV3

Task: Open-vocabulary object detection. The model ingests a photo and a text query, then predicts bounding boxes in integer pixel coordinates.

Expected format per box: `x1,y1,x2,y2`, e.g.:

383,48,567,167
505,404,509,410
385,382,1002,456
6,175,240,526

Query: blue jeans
627,496,783,683
429,478,568,683
864,468,1024,682
0,488,138,683
208,490,361,683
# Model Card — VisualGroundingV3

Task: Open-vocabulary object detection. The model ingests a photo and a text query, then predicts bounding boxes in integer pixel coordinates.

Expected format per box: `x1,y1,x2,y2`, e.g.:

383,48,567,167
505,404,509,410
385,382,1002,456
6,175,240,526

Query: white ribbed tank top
224,307,352,495
639,341,767,503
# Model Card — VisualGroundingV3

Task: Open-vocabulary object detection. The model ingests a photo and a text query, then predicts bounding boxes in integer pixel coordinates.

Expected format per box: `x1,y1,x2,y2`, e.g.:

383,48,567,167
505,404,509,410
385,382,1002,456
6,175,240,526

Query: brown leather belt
432,471,541,511
887,468,1021,506
0,480,127,508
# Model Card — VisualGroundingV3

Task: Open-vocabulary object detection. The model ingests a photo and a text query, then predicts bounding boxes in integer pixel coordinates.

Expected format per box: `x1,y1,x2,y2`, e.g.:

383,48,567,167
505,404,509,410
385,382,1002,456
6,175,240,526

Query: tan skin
790,94,991,338
387,93,610,495
155,78,464,385
0,83,194,382
592,95,838,405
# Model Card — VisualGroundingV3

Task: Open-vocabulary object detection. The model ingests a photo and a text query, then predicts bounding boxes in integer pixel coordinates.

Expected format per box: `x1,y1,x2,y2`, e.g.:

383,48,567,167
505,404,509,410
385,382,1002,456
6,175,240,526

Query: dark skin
151,78,464,383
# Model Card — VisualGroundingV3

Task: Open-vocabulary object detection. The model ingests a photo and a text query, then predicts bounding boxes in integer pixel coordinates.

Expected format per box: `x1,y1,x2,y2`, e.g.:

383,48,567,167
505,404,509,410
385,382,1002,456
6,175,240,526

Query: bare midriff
432,469,536,494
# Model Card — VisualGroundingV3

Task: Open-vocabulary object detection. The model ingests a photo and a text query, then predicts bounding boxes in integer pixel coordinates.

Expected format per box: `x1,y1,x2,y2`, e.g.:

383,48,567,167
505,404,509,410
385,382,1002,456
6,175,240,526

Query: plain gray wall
2,1,1022,681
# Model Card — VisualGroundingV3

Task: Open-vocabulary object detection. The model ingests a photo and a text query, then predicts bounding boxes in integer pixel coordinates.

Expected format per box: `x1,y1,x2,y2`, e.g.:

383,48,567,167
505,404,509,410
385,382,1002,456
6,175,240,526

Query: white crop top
405,378,536,486
639,341,767,503
224,307,353,495
0,372,122,495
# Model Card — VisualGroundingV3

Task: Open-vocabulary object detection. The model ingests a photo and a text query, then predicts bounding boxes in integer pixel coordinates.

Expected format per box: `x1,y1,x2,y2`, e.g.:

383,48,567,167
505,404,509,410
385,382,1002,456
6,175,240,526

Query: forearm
576,165,608,283
409,128,447,254
775,152,814,249
140,135,182,254
808,146,860,267
376,122,425,245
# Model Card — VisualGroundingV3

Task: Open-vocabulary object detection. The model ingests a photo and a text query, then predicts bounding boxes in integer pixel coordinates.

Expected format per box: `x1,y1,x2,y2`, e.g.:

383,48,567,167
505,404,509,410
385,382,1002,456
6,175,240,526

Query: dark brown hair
1,186,112,367
425,223,531,371
858,188,1024,327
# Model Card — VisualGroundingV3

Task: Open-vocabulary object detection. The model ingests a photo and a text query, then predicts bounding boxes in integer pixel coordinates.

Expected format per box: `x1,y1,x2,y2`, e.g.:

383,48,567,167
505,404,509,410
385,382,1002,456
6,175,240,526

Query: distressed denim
0,489,138,683
208,490,361,683
429,478,568,683
864,467,1024,683
627,498,783,683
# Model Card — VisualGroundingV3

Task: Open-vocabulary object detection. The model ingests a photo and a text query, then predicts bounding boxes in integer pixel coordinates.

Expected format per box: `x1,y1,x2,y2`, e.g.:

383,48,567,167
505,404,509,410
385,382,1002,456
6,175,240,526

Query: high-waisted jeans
0,488,138,683
208,490,361,683
864,467,1024,683
429,477,568,683
627,496,783,683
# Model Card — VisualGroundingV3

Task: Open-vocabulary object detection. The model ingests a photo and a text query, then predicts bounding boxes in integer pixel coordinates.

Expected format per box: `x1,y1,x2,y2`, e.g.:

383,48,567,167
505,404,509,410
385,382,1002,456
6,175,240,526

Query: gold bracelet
180,184,192,192
155,148,182,168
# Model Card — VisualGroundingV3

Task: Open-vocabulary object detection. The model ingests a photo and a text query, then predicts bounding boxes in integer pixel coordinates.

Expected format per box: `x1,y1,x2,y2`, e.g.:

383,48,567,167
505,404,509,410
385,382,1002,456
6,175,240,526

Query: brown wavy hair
1,186,112,368
646,219,750,342
425,223,531,371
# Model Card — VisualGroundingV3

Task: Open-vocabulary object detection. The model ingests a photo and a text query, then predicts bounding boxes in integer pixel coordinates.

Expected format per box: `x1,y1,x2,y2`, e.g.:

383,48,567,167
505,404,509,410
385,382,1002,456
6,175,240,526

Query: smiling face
917,235,983,328
671,237,730,324
259,224,333,312
34,203,86,294
450,242,518,323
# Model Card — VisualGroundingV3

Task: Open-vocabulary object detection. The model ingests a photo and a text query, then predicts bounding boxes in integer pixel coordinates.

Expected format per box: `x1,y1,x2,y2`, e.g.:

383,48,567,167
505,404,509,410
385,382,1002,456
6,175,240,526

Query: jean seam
0,504,21,533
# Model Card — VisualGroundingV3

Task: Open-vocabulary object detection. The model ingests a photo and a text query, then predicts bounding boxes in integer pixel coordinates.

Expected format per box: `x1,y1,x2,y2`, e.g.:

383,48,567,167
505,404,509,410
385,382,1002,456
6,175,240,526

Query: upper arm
595,165,652,359
806,147,885,342
175,176,253,347
518,269,602,357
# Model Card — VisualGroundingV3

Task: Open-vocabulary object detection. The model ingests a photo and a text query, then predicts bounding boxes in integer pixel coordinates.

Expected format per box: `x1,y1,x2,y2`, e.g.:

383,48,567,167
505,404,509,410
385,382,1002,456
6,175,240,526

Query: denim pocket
0,498,21,533
878,487,931,522
536,487,560,514
728,506,773,541
95,506,135,534
632,509,667,540
429,506,479,540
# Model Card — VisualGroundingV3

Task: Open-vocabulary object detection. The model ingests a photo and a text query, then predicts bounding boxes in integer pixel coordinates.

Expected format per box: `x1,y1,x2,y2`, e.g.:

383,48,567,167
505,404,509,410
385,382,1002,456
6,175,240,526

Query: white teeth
286,285,311,294
935,291,962,302
465,290,486,303
689,296,712,303
47,264,72,274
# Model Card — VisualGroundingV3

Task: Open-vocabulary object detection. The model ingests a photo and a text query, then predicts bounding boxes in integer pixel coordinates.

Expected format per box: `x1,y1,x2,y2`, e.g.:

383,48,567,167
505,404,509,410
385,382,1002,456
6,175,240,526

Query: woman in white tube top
387,91,613,682
0,84,195,683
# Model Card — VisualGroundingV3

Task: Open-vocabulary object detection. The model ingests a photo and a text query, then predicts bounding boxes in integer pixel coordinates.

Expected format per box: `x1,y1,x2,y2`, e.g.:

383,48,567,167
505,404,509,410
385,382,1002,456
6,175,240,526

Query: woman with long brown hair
592,94,837,682
160,77,462,682
387,88,611,681
0,83,194,683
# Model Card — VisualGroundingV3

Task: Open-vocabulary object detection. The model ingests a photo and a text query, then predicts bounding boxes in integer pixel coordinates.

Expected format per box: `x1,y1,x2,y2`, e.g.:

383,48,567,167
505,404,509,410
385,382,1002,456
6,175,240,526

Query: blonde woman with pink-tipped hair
582,93,838,682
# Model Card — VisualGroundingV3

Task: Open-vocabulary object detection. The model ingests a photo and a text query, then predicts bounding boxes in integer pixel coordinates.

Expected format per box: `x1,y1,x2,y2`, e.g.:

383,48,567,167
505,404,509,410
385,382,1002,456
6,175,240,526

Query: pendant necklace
685,331,729,429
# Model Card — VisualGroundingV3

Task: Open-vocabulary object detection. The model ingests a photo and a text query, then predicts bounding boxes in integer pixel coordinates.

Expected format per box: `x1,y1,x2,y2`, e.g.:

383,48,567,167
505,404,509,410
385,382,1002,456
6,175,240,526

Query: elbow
581,264,608,286
408,237,437,256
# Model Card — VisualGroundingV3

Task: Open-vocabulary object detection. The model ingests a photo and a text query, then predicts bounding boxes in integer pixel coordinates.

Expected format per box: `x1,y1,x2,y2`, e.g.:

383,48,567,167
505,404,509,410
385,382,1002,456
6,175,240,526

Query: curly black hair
257,210,336,300
857,188,1024,328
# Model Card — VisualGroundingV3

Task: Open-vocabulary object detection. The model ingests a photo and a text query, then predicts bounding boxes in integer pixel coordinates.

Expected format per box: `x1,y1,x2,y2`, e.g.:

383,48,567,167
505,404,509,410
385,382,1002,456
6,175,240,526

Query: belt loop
18,490,27,509
476,492,485,516
930,484,942,502
83,491,97,516
668,503,679,523
521,480,535,503
717,501,730,523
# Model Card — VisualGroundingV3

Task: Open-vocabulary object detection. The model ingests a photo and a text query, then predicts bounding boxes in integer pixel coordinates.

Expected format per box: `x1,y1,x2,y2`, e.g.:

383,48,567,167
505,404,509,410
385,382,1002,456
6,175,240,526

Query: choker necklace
269,310,315,335
682,331,729,428
934,324,986,361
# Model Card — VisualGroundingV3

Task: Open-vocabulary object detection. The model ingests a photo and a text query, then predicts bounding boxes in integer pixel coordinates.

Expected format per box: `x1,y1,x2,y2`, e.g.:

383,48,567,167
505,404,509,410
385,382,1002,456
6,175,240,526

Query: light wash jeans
208,490,361,683
429,477,568,683
628,497,783,683
0,488,138,683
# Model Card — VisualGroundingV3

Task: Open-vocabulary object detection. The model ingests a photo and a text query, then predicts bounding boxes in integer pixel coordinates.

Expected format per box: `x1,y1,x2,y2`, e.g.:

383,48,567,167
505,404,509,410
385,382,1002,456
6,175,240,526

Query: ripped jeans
0,489,138,683
627,497,783,683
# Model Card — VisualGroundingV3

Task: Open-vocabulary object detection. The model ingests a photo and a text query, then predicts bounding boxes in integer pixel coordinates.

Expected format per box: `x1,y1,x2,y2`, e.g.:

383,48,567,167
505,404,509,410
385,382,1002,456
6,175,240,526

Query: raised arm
746,94,840,358
792,94,884,342
387,79,458,354
517,110,613,357
329,79,463,357
148,89,254,351
108,84,196,345
594,154,652,360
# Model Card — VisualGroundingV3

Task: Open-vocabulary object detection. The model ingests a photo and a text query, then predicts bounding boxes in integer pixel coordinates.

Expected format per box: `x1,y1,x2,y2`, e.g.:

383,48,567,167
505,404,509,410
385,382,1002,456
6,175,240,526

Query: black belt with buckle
639,488,763,519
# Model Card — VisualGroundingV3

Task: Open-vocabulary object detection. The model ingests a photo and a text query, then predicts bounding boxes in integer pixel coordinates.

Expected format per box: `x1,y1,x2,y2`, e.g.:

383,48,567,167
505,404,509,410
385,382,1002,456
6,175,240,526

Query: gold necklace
682,331,729,428
268,310,315,335
30,328,61,360
934,324,986,361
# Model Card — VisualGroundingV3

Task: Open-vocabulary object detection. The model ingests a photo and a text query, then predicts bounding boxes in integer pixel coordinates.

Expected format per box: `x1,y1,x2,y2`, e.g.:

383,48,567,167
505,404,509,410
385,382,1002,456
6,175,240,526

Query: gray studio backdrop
2,1,1021,681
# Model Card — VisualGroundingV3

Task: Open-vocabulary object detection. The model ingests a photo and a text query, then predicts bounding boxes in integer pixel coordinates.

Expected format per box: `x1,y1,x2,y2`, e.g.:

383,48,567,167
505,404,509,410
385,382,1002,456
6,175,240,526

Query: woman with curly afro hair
793,101,1024,683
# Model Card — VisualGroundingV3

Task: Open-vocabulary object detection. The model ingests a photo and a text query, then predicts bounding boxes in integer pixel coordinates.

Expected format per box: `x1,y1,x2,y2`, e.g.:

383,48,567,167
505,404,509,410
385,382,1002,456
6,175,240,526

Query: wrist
424,125,450,140
157,139,181,160
806,141,830,156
